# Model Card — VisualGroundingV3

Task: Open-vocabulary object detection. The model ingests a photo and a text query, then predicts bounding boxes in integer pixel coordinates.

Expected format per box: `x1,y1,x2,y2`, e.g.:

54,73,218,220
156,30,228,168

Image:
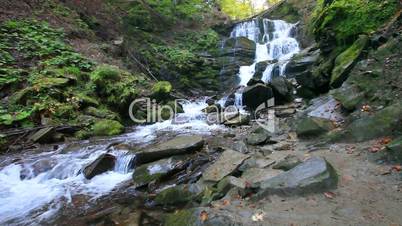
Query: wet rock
132,156,188,188
331,84,364,111
386,137,402,161
246,78,264,86
83,154,116,179
135,136,204,164
245,127,273,146
296,116,335,138
203,149,249,182
272,154,302,171
206,96,217,106
254,157,337,196
29,127,55,144
304,95,344,121
269,76,293,104
203,176,246,202
242,168,282,185
224,114,250,127
242,83,273,110
163,207,244,226
330,35,369,88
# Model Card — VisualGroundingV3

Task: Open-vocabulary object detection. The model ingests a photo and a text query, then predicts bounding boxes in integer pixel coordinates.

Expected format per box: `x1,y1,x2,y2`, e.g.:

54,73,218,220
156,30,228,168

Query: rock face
242,83,273,110
221,37,256,65
83,154,116,179
296,116,335,138
135,136,204,164
255,157,337,196
203,149,249,182
132,156,188,187
330,35,369,88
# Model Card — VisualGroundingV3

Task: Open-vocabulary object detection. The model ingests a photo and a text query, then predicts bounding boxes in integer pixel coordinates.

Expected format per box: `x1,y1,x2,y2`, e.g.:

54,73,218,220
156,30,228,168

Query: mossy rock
343,102,402,141
330,83,365,111
92,119,124,136
330,35,369,88
84,106,119,120
151,81,172,101
296,116,335,138
154,184,202,206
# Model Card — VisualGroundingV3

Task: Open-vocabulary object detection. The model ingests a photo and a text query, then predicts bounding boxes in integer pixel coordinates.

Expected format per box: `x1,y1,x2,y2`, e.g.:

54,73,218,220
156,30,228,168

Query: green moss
90,65,120,82
330,35,369,88
152,81,172,100
164,209,197,226
92,119,124,136
312,0,399,44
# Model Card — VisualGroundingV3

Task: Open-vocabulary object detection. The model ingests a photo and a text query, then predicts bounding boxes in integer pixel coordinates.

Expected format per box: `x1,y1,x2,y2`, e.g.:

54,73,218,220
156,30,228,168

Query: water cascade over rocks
0,18,301,225
229,18,300,107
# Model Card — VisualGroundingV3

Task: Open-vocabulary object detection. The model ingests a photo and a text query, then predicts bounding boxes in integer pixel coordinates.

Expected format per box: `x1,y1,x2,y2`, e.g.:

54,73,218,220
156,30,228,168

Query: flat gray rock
135,136,204,164
255,157,337,197
203,149,249,182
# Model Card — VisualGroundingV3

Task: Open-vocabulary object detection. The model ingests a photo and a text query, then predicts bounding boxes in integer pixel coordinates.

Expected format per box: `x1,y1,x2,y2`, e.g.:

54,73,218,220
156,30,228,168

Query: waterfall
230,18,300,104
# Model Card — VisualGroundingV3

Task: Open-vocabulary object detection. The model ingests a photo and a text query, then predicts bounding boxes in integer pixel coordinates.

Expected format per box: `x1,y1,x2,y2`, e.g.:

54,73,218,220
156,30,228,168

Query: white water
230,18,300,107
0,99,224,224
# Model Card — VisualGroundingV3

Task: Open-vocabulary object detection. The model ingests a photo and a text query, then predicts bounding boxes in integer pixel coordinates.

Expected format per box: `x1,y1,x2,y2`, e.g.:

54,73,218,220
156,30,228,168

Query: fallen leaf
245,181,251,188
251,211,265,222
380,137,392,145
392,165,401,172
324,191,336,199
222,199,230,206
199,210,208,222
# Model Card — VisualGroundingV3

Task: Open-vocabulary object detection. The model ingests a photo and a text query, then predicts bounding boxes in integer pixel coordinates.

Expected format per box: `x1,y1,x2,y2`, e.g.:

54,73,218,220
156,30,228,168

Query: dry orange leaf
380,137,392,145
199,210,208,222
392,165,401,172
222,199,230,206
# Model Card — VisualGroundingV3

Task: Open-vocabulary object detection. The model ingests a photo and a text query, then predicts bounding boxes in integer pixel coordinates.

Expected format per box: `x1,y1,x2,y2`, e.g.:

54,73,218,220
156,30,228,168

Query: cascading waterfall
230,18,300,107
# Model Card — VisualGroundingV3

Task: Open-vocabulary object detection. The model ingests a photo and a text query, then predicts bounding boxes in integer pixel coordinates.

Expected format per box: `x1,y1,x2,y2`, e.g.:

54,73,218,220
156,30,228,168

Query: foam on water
0,98,224,224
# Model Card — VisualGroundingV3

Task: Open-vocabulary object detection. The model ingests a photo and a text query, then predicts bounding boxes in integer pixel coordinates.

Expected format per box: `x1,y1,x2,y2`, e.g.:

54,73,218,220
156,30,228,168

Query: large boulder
340,102,402,142
242,83,273,110
330,35,369,88
269,76,293,104
135,136,204,164
132,156,188,187
254,157,337,197
296,116,335,138
285,46,320,77
203,149,249,182
83,153,116,179
272,154,302,171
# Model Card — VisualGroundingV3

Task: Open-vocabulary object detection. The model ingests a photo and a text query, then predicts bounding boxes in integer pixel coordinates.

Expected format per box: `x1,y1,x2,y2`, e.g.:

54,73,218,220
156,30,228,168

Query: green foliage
312,0,399,44
92,119,124,136
152,81,172,101
177,29,219,52
90,64,120,81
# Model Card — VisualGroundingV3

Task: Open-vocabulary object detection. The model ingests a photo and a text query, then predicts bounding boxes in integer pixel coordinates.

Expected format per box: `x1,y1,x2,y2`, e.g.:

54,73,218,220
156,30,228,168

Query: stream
0,18,301,225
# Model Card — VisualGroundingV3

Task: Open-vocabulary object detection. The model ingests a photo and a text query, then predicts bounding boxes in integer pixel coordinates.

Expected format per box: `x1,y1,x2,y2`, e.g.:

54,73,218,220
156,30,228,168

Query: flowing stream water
0,100,223,225
0,18,301,225
229,18,300,107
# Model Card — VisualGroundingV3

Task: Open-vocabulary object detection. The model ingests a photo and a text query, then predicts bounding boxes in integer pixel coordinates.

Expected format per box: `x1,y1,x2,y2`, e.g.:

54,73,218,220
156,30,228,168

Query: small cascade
229,18,300,105
112,151,136,173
